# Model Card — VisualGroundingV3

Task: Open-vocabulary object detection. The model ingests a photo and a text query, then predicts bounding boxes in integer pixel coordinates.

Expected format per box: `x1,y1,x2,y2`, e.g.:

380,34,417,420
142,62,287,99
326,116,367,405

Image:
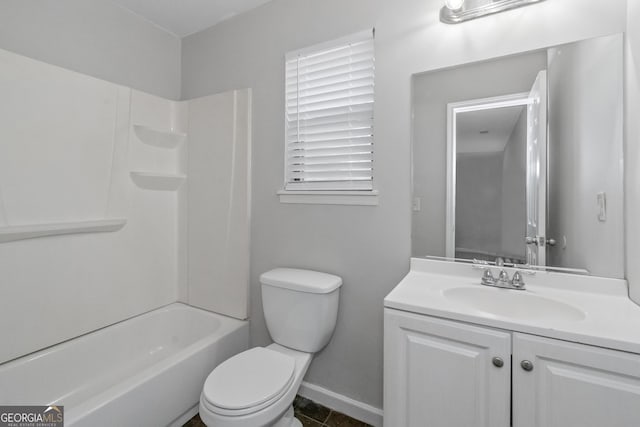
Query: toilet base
272,406,301,427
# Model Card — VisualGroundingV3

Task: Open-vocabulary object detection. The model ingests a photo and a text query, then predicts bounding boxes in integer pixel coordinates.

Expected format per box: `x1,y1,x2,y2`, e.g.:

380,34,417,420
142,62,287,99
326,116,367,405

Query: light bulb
445,0,465,10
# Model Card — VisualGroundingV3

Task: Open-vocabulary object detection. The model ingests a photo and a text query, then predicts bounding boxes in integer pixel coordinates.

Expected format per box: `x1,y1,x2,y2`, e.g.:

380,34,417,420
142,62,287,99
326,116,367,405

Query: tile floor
182,414,206,427
293,396,372,426
182,395,372,427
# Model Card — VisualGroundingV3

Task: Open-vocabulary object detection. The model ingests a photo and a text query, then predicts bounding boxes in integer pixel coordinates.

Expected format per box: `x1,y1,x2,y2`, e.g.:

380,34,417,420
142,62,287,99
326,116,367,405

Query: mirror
411,34,624,278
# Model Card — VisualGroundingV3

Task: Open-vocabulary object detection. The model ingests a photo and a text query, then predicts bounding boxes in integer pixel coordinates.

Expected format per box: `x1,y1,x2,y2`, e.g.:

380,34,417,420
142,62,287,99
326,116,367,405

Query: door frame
445,92,533,259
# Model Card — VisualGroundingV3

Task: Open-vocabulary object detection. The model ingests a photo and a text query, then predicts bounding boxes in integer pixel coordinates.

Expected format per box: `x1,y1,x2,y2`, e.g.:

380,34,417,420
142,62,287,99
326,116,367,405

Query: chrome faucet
510,271,526,289
497,269,510,286
481,268,495,286
476,257,526,290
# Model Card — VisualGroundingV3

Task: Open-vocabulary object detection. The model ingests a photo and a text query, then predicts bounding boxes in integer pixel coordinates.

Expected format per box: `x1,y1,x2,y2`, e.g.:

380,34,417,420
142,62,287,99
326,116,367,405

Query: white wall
0,0,181,100
0,50,184,364
0,46,255,364
187,89,252,319
627,1,640,304
182,0,627,410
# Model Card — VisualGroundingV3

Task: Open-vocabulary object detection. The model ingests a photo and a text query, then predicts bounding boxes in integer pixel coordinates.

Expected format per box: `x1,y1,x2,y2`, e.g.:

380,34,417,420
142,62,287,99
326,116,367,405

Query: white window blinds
285,30,375,191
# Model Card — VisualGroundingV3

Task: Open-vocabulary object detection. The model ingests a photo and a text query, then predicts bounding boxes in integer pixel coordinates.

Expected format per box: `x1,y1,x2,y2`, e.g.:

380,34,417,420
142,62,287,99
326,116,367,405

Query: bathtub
0,303,249,427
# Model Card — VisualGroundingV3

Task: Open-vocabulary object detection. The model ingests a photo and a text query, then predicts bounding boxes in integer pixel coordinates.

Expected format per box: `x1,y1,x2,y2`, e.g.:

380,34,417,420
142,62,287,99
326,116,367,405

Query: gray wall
412,52,547,259
0,0,181,99
183,0,408,408
546,35,624,278
182,0,625,409
501,110,526,260
456,152,504,257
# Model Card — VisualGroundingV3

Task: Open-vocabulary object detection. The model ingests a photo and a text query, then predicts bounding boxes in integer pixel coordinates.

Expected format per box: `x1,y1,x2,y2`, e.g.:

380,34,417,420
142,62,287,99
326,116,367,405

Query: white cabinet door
384,309,511,427
513,333,640,427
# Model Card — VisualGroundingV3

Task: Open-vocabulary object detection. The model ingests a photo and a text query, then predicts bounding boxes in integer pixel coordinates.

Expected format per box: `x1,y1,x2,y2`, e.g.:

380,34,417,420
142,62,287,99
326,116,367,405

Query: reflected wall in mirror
411,34,623,278
449,98,531,266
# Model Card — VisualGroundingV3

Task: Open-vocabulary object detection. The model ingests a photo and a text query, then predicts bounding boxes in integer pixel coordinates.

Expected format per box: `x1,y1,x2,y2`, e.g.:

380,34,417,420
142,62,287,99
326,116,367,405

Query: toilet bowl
200,344,311,427
199,268,342,427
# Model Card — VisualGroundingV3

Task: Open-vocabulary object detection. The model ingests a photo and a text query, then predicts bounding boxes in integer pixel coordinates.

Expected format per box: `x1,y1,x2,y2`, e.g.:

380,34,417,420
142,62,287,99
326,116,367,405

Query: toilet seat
202,347,296,417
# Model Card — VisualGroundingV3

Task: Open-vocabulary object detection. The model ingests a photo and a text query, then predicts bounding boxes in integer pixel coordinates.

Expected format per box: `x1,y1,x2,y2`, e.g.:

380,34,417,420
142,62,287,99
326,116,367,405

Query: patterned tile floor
182,395,372,427
293,396,372,426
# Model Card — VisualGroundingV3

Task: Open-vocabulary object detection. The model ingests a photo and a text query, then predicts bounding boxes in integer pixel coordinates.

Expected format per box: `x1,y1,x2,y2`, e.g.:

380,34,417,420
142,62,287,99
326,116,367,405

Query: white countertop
384,258,640,354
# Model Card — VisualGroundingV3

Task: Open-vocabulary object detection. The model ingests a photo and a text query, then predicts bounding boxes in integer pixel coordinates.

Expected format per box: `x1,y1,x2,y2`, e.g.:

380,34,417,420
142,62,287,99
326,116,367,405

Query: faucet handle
498,269,510,283
511,271,526,289
481,268,495,285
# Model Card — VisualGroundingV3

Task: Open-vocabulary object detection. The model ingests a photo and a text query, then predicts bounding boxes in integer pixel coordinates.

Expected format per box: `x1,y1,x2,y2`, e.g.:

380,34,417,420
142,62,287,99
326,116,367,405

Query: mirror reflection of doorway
412,34,624,278
455,104,527,264
446,70,548,266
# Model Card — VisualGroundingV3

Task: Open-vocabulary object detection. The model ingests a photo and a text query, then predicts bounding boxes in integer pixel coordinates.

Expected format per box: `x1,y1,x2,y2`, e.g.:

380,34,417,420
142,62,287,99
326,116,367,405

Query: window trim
280,29,377,205
277,189,379,206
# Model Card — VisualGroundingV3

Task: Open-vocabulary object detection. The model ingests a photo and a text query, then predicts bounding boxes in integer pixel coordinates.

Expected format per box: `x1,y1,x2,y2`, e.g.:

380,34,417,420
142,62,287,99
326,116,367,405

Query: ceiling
457,105,526,154
109,0,273,37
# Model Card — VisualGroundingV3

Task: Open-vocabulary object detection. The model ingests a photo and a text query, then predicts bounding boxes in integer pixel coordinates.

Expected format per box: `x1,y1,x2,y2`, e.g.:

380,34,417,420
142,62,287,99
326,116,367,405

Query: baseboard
168,403,198,427
298,381,383,427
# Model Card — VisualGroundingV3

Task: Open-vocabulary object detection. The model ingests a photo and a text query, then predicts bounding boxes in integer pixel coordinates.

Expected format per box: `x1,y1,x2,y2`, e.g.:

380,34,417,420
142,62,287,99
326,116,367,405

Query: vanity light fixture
440,0,546,24
445,0,465,10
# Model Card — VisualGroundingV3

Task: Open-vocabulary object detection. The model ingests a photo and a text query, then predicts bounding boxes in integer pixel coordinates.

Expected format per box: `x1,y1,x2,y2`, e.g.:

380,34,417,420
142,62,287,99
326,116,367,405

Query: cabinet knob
492,357,504,368
521,360,534,371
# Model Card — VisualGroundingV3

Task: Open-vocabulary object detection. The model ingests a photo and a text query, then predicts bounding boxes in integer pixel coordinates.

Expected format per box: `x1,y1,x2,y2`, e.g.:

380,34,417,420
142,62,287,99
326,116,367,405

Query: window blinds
285,31,375,191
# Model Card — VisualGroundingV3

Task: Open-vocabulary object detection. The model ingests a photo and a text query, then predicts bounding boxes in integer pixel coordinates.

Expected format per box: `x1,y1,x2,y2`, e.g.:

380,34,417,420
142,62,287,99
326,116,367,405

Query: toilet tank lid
260,268,342,294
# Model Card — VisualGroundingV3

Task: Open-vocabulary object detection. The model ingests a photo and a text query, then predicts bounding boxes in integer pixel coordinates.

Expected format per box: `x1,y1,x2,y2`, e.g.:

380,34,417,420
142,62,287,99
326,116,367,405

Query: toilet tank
260,268,342,353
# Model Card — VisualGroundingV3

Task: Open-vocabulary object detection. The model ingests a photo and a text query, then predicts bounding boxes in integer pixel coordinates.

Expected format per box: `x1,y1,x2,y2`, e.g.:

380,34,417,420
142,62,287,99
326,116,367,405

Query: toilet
199,268,342,427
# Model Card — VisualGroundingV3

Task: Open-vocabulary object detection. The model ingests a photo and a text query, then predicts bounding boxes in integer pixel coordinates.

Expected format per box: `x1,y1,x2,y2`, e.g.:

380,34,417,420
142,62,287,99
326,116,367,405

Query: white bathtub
0,303,249,427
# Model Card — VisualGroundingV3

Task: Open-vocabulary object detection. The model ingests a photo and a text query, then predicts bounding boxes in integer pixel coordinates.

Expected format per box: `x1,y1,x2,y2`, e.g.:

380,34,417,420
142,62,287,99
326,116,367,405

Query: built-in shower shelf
0,218,127,243
133,124,186,149
130,171,186,191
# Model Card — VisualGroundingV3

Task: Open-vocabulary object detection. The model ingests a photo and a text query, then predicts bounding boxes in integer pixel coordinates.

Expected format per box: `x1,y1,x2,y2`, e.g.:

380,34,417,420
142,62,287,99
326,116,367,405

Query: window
284,30,375,194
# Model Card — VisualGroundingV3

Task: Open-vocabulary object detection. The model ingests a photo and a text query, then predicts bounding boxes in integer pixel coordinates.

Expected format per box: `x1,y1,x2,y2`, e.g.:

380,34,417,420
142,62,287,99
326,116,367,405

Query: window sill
277,190,379,206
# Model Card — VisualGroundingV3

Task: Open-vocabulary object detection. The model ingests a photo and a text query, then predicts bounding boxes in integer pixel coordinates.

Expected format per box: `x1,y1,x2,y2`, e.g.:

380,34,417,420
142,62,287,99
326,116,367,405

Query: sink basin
442,287,586,322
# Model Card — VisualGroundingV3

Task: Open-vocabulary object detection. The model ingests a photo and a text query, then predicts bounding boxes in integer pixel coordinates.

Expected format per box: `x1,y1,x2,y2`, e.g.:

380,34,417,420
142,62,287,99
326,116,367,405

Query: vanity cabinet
513,333,640,427
384,309,511,427
384,309,640,427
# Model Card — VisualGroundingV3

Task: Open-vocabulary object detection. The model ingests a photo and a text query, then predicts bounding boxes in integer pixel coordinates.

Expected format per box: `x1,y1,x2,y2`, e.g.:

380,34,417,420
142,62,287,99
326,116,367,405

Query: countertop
384,258,640,354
